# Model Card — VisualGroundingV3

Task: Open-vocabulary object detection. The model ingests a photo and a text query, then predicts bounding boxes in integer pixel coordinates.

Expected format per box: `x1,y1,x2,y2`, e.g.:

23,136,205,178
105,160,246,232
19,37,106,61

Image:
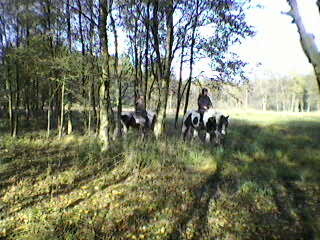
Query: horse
182,108,229,145
120,110,156,137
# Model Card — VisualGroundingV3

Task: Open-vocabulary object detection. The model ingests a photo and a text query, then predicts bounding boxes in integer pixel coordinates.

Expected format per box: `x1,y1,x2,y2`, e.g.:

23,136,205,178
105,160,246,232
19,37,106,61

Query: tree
98,0,112,150
286,0,320,94
0,0,255,142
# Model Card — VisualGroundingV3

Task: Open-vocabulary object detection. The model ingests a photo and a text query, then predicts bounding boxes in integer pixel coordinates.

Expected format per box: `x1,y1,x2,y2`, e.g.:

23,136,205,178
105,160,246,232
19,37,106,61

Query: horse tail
120,113,131,134
151,113,157,131
181,111,192,140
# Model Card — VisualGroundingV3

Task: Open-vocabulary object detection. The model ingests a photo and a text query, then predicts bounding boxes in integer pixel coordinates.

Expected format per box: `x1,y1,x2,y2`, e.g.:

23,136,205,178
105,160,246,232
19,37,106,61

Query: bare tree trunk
47,89,52,138
88,88,92,136
91,81,97,130
183,0,199,116
307,98,311,112
35,79,39,112
66,0,73,135
59,81,65,139
110,0,122,137
286,0,320,94
89,0,97,134
77,0,87,131
98,0,111,150
151,0,163,131
133,16,140,107
144,1,151,108
291,94,295,112
153,0,174,137
66,0,72,50
262,95,267,111
13,60,20,137
67,104,72,135
6,67,13,135
174,44,185,128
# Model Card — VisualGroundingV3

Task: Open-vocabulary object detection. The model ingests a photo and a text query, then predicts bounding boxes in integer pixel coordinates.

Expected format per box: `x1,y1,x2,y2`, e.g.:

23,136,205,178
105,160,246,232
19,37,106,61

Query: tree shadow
211,119,320,239
0,139,126,218
148,117,320,239
1,115,320,239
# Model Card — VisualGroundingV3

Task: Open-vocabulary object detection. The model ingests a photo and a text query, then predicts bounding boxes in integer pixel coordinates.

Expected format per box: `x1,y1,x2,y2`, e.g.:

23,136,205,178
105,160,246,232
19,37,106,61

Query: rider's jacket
198,94,213,111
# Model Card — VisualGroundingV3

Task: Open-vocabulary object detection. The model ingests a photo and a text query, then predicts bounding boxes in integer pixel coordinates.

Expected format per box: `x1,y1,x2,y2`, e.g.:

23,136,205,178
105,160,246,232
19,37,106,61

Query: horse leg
214,130,221,145
205,132,210,143
193,129,199,139
121,122,128,136
138,124,145,140
142,123,149,139
182,123,188,140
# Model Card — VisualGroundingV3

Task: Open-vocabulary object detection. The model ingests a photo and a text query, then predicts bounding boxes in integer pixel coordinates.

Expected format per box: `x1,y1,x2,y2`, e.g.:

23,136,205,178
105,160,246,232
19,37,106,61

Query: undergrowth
0,111,319,240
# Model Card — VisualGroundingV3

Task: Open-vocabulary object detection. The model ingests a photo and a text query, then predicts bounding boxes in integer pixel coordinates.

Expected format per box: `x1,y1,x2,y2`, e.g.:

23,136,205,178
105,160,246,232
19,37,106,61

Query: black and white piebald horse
120,110,156,136
182,108,229,145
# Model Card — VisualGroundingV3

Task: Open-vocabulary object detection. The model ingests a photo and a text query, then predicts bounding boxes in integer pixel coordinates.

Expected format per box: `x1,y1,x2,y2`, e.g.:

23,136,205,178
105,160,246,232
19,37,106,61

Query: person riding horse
120,95,156,136
198,88,213,126
135,95,149,127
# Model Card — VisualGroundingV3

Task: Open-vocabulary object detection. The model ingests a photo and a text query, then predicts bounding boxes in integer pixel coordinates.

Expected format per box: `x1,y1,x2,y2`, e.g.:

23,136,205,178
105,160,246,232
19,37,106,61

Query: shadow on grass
205,118,320,239
144,117,320,239
1,115,320,240
0,137,127,219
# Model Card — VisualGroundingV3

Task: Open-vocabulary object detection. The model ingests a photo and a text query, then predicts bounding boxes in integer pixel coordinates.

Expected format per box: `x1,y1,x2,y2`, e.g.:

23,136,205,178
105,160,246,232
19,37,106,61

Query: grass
0,111,320,240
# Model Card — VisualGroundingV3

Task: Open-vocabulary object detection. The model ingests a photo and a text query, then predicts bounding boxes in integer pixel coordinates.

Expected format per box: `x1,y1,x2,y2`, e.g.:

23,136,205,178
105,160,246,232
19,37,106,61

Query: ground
0,111,320,240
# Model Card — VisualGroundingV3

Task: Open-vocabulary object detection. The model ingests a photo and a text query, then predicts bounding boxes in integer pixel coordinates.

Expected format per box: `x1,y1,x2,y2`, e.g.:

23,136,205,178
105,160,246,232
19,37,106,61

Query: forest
0,0,320,239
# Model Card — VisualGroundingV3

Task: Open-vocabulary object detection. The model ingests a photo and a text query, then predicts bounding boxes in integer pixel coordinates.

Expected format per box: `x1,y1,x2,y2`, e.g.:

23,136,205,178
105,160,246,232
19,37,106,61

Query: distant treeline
211,73,320,112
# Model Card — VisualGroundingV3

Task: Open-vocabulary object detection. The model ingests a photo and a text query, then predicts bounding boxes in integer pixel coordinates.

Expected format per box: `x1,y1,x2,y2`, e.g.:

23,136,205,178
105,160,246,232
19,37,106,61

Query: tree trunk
153,0,174,137
286,0,320,94
77,0,88,131
133,16,139,107
58,81,65,139
91,81,97,131
99,81,109,147
183,0,199,116
89,0,97,134
5,64,13,135
98,0,111,150
13,60,20,137
144,1,151,108
65,0,73,135
262,95,267,111
174,43,186,128
67,105,72,135
88,88,92,136
47,89,52,138
66,0,72,50
110,1,122,137
291,94,295,112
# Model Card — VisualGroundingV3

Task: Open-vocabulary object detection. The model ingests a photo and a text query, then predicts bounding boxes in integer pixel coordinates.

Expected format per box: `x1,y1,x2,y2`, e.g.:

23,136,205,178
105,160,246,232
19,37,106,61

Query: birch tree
286,0,320,94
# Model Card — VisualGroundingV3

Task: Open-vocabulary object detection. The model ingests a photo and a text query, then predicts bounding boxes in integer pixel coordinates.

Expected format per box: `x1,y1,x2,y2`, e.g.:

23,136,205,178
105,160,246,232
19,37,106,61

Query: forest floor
0,111,320,240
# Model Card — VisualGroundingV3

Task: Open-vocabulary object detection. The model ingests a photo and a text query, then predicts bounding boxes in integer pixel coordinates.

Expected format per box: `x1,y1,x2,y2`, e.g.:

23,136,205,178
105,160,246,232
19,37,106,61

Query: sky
114,0,320,81
182,0,320,81
230,0,320,79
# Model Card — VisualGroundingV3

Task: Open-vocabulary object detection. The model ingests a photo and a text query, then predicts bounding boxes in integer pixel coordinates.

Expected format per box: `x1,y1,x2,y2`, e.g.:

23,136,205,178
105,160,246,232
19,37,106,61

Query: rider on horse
135,95,149,127
198,88,213,126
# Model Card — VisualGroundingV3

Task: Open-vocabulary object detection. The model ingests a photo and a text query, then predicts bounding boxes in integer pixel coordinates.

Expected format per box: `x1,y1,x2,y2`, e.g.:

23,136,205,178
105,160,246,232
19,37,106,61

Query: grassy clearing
0,111,320,240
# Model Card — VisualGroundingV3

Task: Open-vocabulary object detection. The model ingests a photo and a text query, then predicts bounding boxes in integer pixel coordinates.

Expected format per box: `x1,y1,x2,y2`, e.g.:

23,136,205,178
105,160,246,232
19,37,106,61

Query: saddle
198,108,207,128
133,111,148,125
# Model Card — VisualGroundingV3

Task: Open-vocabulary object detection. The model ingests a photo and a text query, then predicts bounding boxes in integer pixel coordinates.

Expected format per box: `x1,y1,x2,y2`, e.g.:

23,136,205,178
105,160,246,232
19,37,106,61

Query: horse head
214,114,229,145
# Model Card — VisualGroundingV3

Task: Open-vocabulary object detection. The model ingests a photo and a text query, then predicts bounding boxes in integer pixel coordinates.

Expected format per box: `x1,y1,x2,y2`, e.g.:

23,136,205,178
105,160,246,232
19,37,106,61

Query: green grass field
0,111,320,240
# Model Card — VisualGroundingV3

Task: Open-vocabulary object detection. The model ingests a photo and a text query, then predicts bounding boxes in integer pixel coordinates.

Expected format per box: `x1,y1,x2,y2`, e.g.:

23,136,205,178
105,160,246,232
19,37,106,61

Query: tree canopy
0,0,254,144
